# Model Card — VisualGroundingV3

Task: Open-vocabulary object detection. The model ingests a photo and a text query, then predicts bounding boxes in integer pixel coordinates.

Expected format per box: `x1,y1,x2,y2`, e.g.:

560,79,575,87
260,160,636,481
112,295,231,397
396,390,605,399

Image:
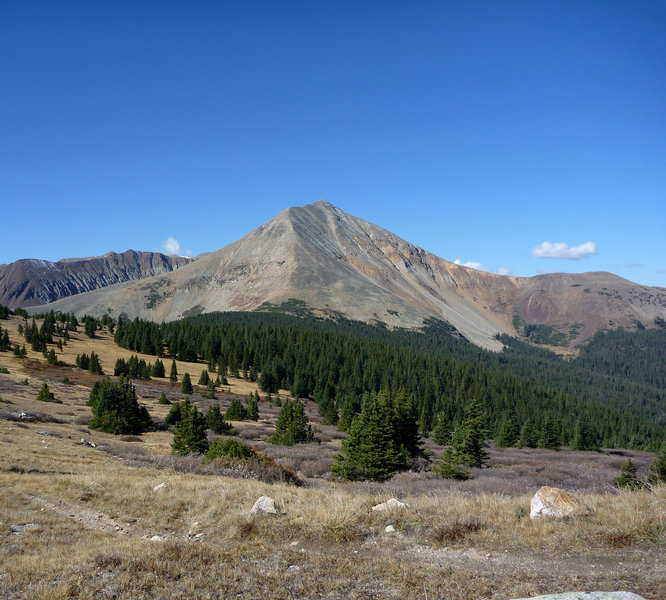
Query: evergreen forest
112,308,666,450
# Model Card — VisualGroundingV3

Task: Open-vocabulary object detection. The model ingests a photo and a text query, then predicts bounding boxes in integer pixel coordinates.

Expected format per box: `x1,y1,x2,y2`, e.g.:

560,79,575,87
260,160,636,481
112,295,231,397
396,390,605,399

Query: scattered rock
286,565,301,573
150,535,165,542
251,496,279,515
385,525,396,533
153,482,168,492
510,593,647,600
11,523,40,535
371,498,409,512
81,438,96,448
530,486,591,520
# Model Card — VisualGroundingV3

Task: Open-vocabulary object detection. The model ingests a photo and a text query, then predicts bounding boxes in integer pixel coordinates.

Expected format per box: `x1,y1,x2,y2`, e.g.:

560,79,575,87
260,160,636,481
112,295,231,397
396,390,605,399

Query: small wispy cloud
530,241,597,260
454,259,511,276
163,236,182,255
624,262,643,268
454,259,484,270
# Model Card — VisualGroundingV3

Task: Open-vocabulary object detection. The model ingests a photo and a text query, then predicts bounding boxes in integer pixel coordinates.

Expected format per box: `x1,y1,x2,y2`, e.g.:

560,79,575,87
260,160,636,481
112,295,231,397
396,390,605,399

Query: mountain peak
18,203,666,351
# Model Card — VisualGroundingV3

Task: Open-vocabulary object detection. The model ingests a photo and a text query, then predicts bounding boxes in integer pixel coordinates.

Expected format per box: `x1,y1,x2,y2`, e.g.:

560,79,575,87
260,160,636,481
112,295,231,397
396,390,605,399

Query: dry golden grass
1,314,665,599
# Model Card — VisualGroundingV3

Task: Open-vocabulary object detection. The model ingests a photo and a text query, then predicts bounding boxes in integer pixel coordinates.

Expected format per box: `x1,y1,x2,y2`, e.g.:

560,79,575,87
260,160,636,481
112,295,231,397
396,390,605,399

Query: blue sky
2,1,665,286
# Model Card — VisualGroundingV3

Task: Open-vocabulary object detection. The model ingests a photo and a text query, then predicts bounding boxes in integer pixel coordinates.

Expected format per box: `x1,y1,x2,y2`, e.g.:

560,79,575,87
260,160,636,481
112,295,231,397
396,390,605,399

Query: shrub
88,377,151,435
36,383,61,404
204,438,255,462
158,392,170,405
432,448,470,480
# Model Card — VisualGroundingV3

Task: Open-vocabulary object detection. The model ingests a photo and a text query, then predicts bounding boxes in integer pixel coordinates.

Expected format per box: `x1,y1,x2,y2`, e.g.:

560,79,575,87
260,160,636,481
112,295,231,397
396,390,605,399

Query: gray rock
153,482,168,492
510,593,646,600
11,523,40,535
385,525,396,533
149,535,165,542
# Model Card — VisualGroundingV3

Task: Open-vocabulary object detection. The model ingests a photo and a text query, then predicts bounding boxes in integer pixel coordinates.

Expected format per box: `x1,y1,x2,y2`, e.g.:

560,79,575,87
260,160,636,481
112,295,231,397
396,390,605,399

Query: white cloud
163,236,182,255
530,241,597,260
455,259,512,276
454,259,485,271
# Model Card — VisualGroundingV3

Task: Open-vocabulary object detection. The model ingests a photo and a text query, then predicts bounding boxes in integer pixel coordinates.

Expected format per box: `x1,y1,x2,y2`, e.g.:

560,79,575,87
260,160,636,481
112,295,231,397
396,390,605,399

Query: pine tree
613,458,644,490
432,411,452,445
151,358,165,378
171,399,209,455
647,442,666,484
198,369,210,386
450,399,489,468
391,390,422,458
433,448,470,480
539,417,562,450
88,377,151,434
158,392,170,405
496,410,519,448
519,419,539,448
572,414,600,451
36,383,60,403
169,360,178,386
225,398,248,421
332,392,405,481
245,392,259,421
205,403,233,434
270,398,314,446
181,372,193,395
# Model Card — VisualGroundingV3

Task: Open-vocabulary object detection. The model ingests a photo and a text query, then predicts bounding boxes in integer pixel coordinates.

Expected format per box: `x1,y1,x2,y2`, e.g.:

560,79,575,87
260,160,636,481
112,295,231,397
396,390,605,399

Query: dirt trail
23,492,161,540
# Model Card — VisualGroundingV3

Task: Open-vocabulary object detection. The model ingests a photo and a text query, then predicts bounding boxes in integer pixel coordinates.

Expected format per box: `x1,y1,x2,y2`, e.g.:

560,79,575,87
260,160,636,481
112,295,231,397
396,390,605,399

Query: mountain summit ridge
19,201,666,350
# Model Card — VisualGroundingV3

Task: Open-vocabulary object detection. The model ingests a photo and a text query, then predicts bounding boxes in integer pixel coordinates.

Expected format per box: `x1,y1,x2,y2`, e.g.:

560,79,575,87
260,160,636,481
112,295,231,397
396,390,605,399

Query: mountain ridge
17,201,666,350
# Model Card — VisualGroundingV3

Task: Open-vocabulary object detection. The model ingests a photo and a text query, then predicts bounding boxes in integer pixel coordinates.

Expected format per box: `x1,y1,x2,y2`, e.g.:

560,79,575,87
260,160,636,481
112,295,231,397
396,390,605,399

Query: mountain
22,201,666,350
0,250,192,309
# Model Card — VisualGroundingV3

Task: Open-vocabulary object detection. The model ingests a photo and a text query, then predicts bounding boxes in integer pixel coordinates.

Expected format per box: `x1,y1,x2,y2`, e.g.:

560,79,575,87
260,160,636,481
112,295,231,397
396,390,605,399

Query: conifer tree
572,414,600,451
225,398,248,421
433,447,470,480
449,399,489,468
245,392,259,421
169,360,178,386
205,403,233,434
496,409,519,448
181,372,193,395
198,369,210,386
88,377,151,434
432,411,452,445
171,399,209,455
151,358,165,378
332,392,405,481
613,458,643,490
519,419,539,448
36,383,60,403
647,442,666,484
270,398,314,446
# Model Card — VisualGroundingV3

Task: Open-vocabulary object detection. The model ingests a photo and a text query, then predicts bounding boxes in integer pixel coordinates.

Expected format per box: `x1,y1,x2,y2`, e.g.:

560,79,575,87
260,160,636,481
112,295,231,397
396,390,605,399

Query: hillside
26,201,666,351
0,250,192,309
0,312,664,599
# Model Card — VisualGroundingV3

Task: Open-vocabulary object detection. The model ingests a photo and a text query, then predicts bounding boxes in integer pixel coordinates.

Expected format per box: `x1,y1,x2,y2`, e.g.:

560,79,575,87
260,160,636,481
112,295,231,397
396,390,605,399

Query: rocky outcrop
530,486,591,520
0,250,192,308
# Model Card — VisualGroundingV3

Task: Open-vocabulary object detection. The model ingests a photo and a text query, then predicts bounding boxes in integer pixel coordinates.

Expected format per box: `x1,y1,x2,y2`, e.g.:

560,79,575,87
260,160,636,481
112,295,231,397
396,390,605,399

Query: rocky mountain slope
22,201,666,350
0,250,192,309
